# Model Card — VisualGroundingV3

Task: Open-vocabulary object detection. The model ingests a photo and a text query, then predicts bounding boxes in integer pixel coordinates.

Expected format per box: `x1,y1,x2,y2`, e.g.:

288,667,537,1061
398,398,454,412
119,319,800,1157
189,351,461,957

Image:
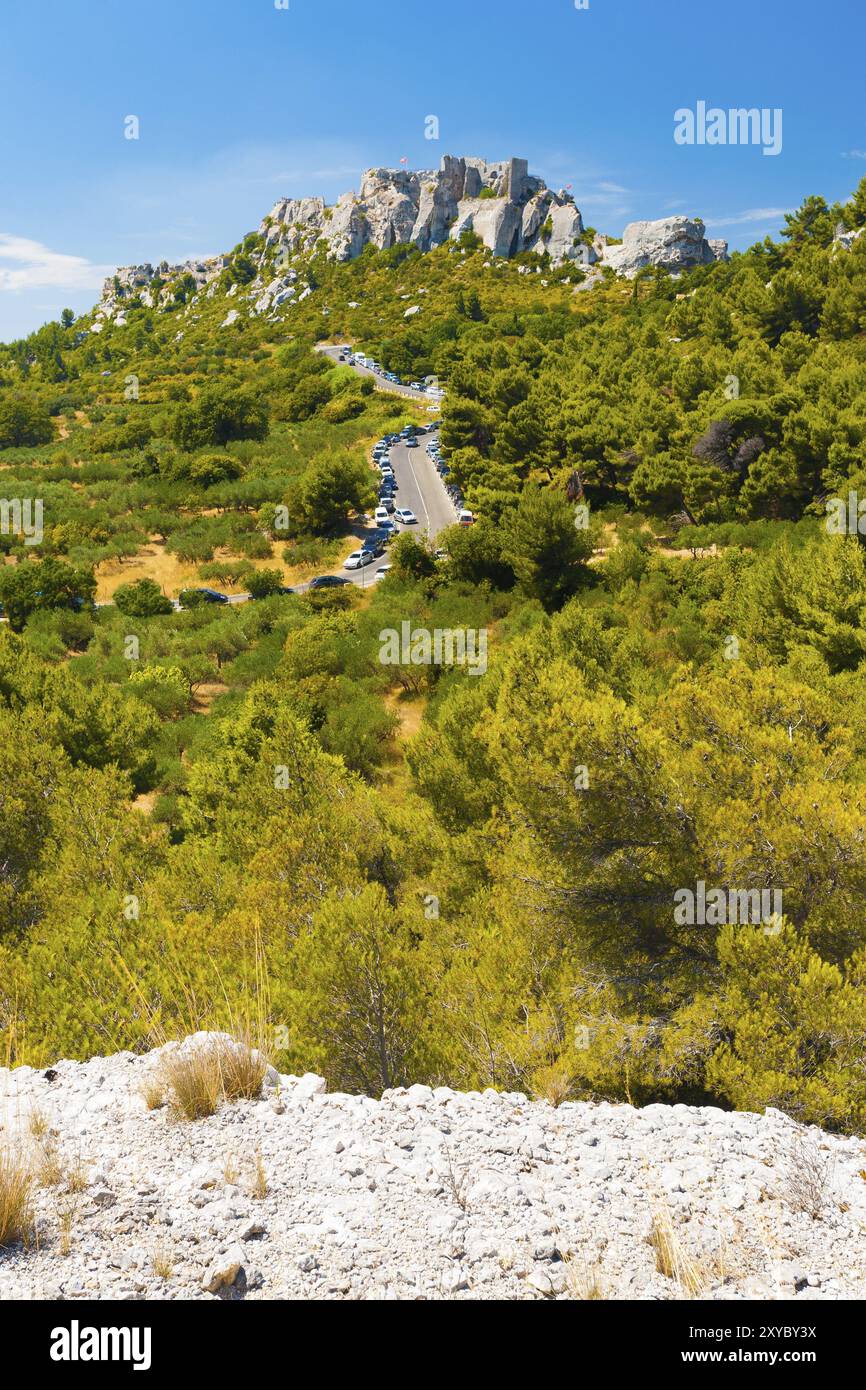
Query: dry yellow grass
37,1145,65,1189
251,1152,268,1201
531,1061,574,1109
94,542,200,602
190,681,230,715
161,1047,224,1121
218,1035,268,1102
95,539,318,603
0,1146,35,1248
649,1204,706,1296
139,1074,166,1111
158,1034,267,1121
564,1258,607,1300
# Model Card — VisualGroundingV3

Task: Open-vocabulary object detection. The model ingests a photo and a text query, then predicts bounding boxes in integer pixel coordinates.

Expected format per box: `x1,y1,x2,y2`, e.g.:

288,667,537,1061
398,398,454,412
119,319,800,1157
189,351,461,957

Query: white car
374,564,393,581
344,549,376,570
395,508,417,525
374,506,390,525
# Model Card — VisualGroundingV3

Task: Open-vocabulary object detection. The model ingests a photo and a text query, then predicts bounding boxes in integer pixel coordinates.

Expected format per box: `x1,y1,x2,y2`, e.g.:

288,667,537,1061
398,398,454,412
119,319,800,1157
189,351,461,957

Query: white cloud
0,234,111,294
703,207,791,229
842,149,866,160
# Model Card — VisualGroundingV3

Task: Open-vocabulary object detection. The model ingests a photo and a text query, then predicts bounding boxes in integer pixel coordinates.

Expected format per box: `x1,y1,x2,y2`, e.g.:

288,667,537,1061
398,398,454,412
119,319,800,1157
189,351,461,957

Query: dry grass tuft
531,1061,574,1109
27,1110,49,1141
0,1146,36,1249
37,1145,65,1190
139,1076,166,1111
158,1034,267,1122
58,1210,74,1257
160,1047,223,1121
649,1204,706,1297
64,1159,89,1196
564,1256,607,1300
217,1035,268,1102
252,1152,268,1201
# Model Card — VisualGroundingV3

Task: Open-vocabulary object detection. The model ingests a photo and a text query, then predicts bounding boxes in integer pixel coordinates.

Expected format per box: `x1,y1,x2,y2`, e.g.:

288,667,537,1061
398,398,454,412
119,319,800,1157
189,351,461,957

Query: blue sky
1,0,864,340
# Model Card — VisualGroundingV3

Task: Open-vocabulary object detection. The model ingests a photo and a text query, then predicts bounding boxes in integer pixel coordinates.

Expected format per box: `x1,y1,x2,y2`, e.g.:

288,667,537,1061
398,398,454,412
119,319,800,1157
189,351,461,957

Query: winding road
93,350,455,611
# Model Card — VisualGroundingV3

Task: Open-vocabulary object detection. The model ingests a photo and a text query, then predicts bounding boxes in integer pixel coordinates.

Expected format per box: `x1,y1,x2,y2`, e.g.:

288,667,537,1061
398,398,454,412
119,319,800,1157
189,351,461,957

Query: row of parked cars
425,435,474,526
339,349,445,401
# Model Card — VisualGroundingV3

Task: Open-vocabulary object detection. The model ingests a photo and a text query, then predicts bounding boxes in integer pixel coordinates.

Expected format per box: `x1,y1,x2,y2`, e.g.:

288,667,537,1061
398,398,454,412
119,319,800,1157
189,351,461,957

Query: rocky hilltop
94,156,730,329
0,1035,862,1302
261,155,597,265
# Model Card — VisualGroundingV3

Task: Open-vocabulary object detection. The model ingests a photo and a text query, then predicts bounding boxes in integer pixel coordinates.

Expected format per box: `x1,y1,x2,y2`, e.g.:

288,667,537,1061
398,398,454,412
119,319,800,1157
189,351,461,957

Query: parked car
374,564,393,581
395,508,418,525
458,510,475,527
308,575,351,589
344,549,376,571
374,506,391,525
362,537,386,557
180,587,229,608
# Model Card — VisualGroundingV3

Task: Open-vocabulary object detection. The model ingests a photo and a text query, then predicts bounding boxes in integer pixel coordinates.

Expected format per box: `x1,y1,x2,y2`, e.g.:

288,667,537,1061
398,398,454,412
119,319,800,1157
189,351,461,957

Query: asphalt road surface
302,428,458,591
316,343,443,405
94,354,455,609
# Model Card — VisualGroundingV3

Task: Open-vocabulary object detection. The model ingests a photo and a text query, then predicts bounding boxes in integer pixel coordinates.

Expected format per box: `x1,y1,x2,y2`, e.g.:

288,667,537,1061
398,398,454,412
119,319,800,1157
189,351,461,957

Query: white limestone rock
602,216,728,278
0,1033,863,1302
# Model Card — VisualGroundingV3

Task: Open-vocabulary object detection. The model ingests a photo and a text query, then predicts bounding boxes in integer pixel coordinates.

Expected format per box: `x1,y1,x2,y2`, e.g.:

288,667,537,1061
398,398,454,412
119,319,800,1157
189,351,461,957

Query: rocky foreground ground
1,1034,864,1301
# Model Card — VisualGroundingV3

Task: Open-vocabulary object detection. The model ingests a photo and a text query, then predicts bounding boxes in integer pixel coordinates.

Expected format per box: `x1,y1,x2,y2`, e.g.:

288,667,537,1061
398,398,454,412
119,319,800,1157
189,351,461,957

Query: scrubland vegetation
2,180,866,1134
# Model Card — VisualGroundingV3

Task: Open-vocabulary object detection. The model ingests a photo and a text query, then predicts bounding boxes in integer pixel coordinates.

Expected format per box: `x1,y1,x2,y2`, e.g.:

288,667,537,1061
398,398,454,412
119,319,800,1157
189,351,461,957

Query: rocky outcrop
833,223,864,251
101,257,228,303
601,217,728,278
261,155,594,267
97,256,229,324
1,1033,863,1301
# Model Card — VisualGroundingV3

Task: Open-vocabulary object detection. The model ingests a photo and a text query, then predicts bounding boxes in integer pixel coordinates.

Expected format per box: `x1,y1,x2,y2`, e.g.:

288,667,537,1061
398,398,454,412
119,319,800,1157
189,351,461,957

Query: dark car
362,537,386,557
180,588,229,608
308,575,351,590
